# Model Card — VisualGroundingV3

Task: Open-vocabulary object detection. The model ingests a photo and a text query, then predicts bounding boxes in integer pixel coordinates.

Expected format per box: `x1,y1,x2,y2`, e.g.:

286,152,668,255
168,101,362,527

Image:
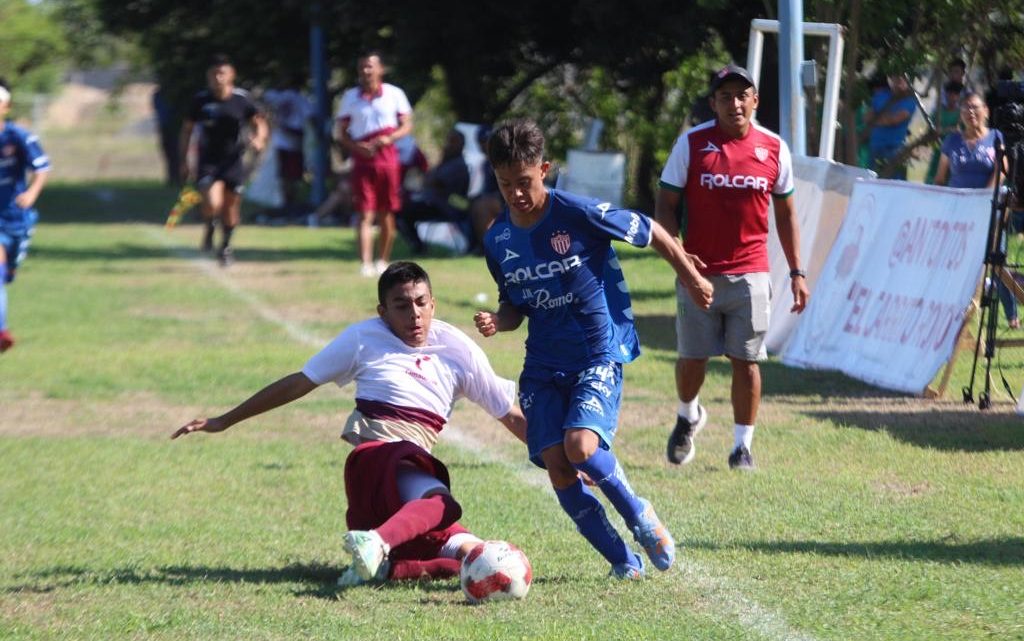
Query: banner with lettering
782,180,990,394
766,157,875,352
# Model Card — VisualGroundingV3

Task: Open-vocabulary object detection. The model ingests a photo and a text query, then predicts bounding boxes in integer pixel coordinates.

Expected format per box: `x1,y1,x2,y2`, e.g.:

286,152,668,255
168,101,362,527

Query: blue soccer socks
555,479,632,566
574,448,645,526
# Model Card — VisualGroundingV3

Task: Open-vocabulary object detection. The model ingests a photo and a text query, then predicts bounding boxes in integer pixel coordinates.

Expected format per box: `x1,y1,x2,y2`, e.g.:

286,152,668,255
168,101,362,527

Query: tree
0,0,67,113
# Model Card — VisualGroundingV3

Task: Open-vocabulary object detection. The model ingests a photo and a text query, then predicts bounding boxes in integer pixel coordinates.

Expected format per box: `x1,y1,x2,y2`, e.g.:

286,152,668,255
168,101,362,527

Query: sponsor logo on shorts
589,380,613,397
580,395,605,416
519,392,534,410
699,173,769,192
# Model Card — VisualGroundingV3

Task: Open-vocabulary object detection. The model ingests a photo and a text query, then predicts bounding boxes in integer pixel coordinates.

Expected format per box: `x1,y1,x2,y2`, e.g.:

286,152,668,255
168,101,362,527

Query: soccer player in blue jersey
473,119,713,579
0,81,50,353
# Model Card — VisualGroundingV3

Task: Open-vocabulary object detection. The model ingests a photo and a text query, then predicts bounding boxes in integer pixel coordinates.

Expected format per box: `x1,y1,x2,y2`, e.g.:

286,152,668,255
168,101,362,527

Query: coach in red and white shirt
655,64,809,471
336,52,413,278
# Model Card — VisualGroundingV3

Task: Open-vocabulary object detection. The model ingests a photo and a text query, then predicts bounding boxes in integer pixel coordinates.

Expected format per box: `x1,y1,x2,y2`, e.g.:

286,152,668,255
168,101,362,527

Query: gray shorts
675,272,771,361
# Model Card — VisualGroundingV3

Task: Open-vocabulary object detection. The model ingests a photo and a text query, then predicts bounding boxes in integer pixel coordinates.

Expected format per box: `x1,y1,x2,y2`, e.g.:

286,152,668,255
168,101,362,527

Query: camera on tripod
963,78,1024,409
994,80,1024,196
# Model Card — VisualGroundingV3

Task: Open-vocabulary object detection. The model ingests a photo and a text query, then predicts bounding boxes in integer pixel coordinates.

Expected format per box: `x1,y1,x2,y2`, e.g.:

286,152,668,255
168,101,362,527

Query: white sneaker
359,262,376,278
337,558,390,587
343,530,389,580
375,259,389,275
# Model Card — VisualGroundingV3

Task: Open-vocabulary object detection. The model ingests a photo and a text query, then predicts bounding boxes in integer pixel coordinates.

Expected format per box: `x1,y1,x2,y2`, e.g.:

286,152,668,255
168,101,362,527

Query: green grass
2,182,1023,640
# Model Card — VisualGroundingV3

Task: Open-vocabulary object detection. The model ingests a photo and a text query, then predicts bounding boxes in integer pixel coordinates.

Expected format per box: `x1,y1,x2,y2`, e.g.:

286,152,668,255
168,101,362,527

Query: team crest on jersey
550,231,571,255
754,146,769,162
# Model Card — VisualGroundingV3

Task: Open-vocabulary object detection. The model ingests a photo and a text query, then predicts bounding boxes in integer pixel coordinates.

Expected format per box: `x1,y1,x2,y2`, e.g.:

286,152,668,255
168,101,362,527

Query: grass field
1,181,1023,640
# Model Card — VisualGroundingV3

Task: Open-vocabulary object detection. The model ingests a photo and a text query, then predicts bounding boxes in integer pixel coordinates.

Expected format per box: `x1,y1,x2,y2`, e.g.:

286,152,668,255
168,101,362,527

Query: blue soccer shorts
519,361,623,468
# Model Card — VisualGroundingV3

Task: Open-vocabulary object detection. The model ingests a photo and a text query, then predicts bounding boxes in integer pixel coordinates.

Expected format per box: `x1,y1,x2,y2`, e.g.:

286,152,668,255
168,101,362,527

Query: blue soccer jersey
483,188,653,371
0,120,50,234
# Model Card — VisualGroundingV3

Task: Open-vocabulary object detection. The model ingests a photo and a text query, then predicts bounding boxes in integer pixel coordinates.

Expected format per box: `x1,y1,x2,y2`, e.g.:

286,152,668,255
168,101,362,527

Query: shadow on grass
30,240,358,264
7,562,340,597
804,405,1024,452
10,562,570,602
692,536,1024,566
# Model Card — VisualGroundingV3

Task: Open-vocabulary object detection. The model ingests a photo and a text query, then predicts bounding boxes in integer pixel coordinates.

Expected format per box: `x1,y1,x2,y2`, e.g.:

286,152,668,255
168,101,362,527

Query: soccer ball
460,540,532,604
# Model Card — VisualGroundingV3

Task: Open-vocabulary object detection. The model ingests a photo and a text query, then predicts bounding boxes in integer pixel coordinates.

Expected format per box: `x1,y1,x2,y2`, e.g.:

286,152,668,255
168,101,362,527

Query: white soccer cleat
343,530,389,581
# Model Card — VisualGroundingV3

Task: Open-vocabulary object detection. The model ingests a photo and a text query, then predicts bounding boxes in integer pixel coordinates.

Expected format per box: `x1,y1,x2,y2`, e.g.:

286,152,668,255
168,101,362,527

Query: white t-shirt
336,83,411,141
302,317,515,434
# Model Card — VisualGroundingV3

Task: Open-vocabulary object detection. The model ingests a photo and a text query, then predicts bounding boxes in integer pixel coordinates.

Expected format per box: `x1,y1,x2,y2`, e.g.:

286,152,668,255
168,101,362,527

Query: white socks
677,397,700,422
734,424,755,450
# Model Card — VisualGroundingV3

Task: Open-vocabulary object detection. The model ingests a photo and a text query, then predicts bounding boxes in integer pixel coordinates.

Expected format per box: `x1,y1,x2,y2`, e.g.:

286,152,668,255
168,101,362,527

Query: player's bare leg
0,244,13,353
200,181,225,253
727,357,759,470
376,210,395,273
218,190,243,266
357,210,375,277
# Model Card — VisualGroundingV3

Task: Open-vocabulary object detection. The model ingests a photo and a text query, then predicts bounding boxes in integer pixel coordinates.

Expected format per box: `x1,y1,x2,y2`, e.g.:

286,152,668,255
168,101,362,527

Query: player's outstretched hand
171,417,227,440
686,276,714,310
474,311,498,337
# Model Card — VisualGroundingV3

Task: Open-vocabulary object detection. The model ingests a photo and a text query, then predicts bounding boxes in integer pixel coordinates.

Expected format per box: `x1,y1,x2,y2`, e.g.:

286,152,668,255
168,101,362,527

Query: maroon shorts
343,440,468,561
277,149,304,181
351,154,401,214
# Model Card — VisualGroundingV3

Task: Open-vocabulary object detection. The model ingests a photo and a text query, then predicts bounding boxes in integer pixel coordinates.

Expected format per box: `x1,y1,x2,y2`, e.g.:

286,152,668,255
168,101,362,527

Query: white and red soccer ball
460,540,532,604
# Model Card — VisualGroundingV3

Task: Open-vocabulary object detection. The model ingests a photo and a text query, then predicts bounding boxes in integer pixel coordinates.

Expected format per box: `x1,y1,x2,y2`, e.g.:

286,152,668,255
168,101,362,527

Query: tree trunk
635,83,667,212
842,0,862,167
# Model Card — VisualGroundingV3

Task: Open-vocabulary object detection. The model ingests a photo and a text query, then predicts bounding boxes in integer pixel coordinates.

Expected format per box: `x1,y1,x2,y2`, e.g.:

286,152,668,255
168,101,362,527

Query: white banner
782,180,990,394
557,149,626,206
766,157,875,352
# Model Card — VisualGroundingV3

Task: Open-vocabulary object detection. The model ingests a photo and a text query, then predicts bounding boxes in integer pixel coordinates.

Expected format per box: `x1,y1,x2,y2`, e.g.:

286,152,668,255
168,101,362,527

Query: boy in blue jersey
0,82,50,353
473,119,713,578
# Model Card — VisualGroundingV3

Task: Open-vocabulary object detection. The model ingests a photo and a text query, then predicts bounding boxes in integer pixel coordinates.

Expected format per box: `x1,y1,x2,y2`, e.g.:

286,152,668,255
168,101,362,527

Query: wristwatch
789,268,807,279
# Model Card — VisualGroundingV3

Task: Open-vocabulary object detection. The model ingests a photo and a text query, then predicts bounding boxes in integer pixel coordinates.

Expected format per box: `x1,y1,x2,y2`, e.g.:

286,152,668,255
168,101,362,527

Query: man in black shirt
180,54,267,266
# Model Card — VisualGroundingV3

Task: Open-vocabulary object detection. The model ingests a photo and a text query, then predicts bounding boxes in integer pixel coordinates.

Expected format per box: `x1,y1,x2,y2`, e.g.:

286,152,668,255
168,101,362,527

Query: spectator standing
655,64,808,470
865,74,918,179
152,86,180,187
180,54,268,266
0,81,50,353
262,75,314,218
336,52,412,277
933,93,1015,326
926,81,965,184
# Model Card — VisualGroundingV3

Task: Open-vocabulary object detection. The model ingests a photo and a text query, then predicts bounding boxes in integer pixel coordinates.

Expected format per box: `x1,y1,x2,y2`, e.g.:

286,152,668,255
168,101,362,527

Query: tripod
964,138,1020,409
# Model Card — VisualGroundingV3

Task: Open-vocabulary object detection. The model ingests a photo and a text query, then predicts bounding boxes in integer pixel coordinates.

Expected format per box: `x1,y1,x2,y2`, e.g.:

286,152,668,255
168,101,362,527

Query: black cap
709,64,756,93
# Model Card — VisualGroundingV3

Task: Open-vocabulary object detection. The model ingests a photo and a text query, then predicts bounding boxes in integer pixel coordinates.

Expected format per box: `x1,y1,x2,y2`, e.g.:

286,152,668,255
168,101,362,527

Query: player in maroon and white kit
172,261,526,586
336,52,413,278
655,64,809,470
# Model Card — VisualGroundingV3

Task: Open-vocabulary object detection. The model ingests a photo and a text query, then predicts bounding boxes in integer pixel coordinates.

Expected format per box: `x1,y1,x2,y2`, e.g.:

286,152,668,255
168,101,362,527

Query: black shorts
197,155,246,193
